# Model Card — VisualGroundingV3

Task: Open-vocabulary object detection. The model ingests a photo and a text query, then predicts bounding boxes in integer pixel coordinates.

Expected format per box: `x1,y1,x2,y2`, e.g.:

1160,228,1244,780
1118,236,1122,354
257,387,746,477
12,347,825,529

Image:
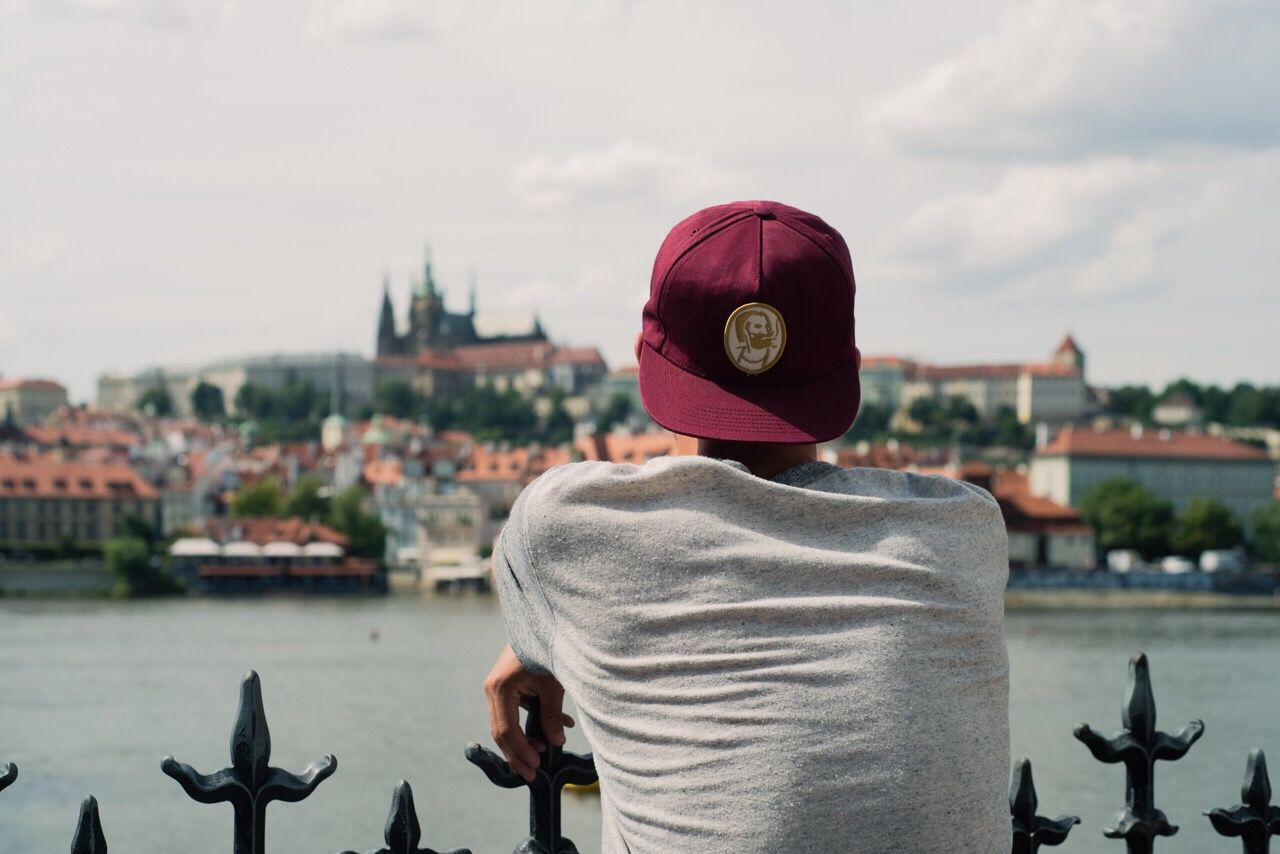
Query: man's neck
691,437,818,479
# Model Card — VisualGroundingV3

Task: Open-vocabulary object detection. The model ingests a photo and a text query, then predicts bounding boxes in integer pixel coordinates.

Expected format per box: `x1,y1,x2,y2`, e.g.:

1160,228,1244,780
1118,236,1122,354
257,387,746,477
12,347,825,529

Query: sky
1,0,1278,403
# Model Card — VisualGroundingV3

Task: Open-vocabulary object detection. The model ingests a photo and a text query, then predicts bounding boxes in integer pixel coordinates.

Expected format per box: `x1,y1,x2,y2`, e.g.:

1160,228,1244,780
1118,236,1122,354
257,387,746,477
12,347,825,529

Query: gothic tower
375,271,401,357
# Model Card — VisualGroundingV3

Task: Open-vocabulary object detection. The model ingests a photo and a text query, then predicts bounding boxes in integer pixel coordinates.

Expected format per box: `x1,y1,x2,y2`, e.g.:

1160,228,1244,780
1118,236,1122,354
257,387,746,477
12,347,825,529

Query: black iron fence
2,652,1278,853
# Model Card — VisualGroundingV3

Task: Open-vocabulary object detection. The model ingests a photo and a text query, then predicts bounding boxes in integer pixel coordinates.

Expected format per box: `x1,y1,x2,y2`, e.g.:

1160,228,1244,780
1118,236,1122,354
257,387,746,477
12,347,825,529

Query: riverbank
1005,588,1280,609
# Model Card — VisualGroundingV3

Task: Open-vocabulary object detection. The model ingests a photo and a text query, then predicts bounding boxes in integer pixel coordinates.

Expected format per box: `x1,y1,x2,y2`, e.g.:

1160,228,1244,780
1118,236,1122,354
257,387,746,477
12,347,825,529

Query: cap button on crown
750,201,774,219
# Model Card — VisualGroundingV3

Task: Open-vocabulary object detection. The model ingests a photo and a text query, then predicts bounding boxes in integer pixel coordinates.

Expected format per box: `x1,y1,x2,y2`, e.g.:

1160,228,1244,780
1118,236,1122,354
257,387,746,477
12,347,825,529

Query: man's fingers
538,682,568,747
488,687,540,782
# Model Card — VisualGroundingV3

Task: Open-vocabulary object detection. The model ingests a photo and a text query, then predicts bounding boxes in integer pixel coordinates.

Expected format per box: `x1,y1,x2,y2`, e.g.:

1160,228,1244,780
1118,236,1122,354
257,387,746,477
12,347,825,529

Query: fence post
1010,757,1079,853
1074,652,1204,853
1206,748,1280,853
162,670,337,854
338,780,472,854
70,796,108,854
466,699,598,854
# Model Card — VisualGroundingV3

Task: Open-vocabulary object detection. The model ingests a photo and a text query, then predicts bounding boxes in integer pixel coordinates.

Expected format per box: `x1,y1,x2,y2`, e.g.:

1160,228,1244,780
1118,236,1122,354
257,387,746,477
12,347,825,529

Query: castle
376,251,547,356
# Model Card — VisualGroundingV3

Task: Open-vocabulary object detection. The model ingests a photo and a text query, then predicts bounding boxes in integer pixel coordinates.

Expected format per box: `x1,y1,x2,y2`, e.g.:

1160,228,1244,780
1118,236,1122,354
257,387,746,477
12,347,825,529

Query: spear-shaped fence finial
338,780,471,854
1074,652,1204,853
161,670,337,854
1206,748,1280,853
1010,757,1080,853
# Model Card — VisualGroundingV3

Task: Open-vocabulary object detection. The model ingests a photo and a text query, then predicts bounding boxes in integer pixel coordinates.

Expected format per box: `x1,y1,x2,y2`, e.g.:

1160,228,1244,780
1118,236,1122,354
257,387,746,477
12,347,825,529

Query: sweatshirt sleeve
493,484,556,675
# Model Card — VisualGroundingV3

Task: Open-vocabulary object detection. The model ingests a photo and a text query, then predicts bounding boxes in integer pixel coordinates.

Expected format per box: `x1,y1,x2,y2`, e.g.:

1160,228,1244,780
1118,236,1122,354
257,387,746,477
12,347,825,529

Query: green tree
230,477,284,518
190,381,226,421
121,512,157,546
1078,479,1174,560
541,388,575,446
235,382,275,419
284,474,330,521
991,406,1033,449
942,395,980,427
843,402,892,443
279,373,323,422
594,392,634,434
1108,385,1156,421
329,486,387,559
1251,502,1280,564
1171,498,1243,558
907,397,942,431
375,379,420,419
138,385,173,417
105,536,180,596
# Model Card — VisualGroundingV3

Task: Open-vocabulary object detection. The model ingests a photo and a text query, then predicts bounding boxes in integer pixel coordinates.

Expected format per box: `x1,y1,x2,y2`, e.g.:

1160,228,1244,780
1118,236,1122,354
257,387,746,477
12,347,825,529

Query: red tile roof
363,458,403,486
0,378,66,392
1054,334,1082,356
0,455,157,499
916,364,1024,381
1037,427,1270,461
453,341,557,370
991,471,1092,534
549,346,607,368
22,424,142,449
860,356,918,369
199,516,349,547
457,445,571,483
575,431,679,464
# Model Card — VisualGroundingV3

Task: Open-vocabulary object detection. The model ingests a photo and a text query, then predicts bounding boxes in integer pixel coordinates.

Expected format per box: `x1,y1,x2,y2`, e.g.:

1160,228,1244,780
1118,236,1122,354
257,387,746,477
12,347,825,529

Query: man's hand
484,644,575,782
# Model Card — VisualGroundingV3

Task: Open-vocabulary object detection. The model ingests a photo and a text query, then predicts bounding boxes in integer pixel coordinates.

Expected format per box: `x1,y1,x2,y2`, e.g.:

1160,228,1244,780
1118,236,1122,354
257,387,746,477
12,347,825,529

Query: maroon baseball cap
638,200,859,443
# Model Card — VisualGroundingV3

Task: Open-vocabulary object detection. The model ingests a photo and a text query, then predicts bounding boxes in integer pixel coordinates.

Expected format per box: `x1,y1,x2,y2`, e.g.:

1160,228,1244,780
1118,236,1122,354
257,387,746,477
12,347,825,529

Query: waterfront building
0,454,158,551
171,516,383,593
0,378,69,424
1029,425,1275,530
867,334,1088,425
416,488,487,566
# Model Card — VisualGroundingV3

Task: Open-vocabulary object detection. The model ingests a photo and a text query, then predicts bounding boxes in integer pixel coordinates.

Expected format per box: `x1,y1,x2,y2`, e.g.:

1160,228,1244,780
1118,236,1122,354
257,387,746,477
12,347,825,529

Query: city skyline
3,0,1279,402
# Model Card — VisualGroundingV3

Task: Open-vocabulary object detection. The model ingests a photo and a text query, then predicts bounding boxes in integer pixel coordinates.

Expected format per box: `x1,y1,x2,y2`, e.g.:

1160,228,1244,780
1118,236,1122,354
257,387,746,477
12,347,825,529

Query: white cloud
32,0,235,29
867,0,1280,157
890,158,1162,289
307,0,454,43
512,140,746,211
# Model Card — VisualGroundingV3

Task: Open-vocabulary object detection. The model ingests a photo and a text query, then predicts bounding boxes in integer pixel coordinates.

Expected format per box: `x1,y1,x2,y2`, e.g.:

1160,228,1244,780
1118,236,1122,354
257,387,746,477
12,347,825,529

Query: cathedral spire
468,268,477,316
423,243,438,299
376,269,399,356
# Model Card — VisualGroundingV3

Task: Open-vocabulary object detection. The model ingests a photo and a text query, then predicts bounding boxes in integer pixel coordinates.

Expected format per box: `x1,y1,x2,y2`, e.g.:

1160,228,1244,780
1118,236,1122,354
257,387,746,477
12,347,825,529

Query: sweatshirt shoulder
820,466,1002,510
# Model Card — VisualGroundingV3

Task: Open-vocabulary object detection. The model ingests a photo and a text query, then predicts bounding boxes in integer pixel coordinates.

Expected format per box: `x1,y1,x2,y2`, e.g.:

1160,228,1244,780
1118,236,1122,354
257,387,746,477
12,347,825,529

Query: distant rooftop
1037,427,1269,461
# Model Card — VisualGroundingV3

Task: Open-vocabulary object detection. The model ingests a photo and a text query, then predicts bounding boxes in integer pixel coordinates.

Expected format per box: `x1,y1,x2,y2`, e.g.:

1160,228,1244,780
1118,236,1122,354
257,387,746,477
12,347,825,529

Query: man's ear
634,331,643,365
854,348,862,371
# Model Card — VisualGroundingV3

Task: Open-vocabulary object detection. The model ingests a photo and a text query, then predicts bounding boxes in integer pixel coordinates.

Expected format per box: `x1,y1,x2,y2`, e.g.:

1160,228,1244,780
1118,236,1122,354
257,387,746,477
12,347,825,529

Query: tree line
1106,379,1280,428
140,376,635,447
1079,478,1280,564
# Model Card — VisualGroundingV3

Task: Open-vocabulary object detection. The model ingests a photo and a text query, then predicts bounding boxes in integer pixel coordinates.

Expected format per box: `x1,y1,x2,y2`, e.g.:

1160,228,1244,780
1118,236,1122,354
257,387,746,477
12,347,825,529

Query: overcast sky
2,0,1278,403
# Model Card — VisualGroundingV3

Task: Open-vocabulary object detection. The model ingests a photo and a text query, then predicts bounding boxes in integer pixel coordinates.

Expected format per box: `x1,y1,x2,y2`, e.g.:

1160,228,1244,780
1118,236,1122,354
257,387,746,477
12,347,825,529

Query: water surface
1,597,1278,853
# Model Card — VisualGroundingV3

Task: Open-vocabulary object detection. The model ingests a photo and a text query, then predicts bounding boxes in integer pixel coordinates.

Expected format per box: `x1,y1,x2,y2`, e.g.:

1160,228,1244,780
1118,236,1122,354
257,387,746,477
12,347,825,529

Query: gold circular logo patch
723,302,786,375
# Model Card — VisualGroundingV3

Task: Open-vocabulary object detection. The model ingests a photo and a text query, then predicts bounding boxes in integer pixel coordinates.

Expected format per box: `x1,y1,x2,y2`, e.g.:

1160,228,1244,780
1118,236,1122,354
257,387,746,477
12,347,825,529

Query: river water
2,596,1278,854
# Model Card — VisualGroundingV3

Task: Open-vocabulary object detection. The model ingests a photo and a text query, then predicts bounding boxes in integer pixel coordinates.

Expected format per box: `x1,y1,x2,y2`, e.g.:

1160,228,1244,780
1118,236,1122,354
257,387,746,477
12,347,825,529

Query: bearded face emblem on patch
724,303,787,375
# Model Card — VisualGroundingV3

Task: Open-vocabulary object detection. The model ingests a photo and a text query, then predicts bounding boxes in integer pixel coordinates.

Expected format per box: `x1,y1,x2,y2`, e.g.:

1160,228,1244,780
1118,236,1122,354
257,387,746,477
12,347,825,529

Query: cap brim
638,342,860,444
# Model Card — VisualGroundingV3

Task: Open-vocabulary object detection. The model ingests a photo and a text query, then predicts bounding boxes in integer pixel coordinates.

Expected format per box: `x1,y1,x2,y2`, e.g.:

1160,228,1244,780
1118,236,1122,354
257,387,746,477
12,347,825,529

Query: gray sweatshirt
494,455,1011,854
